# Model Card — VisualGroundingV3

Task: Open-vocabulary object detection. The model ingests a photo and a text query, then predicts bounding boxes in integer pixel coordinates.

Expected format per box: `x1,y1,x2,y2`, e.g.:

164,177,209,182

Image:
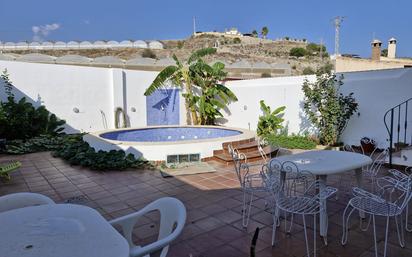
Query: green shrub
0,69,65,140
233,37,241,44
316,62,334,74
4,135,65,154
265,134,317,150
289,47,307,57
53,134,149,170
257,100,285,136
141,49,156,59
261,72,272,78
302,67,315,75
3,134,150,170
52,134,149,170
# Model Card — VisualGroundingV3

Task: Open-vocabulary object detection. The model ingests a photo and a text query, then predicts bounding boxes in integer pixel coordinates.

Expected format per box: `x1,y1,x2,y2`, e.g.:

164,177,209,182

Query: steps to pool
204,138,279,165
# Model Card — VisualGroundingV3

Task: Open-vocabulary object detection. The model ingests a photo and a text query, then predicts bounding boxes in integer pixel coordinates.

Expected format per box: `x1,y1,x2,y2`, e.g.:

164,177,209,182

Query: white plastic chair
0,192,55,213
109,197,186,257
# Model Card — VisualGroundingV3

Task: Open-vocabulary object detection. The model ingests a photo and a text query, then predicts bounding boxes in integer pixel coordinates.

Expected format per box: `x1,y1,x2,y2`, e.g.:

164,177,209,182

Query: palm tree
144,48,217,125
191,60,238,125
261,26,269,39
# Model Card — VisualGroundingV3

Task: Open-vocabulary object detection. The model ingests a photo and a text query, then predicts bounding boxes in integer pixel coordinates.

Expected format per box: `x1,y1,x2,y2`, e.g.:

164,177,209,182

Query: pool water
100,127,242,142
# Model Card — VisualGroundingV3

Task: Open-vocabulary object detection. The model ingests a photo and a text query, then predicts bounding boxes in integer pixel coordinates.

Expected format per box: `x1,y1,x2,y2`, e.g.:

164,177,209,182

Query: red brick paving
1,151,412,257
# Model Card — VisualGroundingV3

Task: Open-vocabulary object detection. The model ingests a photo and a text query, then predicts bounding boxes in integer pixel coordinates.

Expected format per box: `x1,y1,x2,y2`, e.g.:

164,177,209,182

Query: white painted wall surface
0,61,115,133
222,75,316,134
339,69,412,148
122,70,158,127
0,59,411,149
222,69,412,148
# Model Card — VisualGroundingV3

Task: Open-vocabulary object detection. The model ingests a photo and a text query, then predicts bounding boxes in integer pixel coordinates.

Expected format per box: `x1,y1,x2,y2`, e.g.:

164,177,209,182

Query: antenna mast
193,17,196,35
334,16,345,56
320,38,324,60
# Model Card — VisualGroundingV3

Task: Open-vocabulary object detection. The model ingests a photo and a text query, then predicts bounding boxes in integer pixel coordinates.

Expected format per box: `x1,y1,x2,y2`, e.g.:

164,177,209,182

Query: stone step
213,141,260,155
211,146,278,165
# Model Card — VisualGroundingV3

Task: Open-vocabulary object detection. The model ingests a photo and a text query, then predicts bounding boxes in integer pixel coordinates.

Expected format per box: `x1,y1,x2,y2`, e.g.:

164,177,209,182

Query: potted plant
394,142,409,151
360,137,376,153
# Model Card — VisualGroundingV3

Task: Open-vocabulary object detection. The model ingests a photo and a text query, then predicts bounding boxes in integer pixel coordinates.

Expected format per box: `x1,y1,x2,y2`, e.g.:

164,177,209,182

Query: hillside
2,34,331,76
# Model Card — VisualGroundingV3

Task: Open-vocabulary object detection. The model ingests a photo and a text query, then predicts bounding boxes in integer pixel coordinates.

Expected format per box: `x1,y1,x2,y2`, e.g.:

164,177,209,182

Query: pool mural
146,89,180,126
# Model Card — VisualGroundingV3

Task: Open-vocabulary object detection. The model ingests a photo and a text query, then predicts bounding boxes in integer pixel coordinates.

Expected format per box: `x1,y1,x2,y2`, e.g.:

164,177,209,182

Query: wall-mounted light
243,105,247,111
131,107,136,112
73,107,80,113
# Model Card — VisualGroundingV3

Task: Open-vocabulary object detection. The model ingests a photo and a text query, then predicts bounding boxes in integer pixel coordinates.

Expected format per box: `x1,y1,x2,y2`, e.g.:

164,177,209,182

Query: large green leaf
144,65,179,96
187,48,217,64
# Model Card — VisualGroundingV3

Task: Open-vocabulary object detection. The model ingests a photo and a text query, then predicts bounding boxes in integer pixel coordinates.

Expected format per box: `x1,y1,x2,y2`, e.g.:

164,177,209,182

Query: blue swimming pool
100,126,243,142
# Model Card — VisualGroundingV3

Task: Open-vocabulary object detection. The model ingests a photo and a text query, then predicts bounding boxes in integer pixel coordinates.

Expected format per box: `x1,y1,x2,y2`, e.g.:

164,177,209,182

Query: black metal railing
384,97,412,167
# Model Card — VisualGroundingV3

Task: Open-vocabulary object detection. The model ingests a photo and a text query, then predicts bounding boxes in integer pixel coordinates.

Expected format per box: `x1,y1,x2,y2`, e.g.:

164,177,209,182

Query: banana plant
144,48,217,125
257,100,286,136
191,60,237,125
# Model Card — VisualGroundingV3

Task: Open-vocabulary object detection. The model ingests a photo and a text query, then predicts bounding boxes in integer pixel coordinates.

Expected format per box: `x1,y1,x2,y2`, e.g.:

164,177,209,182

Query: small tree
261,26,269,39
257,100,285,136
289,47,307,57
141,49,156,59
252,30,258,38
302,67,315,75
316,62,334,74
302,73,358,145
381,48,388,57
261,72,272,78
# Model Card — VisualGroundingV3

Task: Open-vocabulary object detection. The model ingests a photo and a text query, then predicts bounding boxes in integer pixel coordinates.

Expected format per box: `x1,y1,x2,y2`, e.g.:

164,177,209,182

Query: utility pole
333,16,345,56
320,38,324,60
193,16,196,35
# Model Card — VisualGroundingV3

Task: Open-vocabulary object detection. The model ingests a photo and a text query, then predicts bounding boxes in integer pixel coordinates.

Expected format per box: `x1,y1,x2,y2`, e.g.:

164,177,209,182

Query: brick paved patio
1,152,411,257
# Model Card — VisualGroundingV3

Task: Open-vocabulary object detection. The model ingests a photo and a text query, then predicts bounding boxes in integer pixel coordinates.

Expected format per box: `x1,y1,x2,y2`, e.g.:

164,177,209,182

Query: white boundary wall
0,60,411,148
223,69,412,148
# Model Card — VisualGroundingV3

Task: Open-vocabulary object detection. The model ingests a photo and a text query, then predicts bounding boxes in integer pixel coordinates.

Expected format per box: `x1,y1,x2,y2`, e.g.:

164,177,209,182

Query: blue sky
1,0,411,57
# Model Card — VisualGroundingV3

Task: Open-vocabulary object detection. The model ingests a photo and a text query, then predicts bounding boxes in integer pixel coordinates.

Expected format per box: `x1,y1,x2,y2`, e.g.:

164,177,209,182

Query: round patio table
0,204,129,257
273,150,372,244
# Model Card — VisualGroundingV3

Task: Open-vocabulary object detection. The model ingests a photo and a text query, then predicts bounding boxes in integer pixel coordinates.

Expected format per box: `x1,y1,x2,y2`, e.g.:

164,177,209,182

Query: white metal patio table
273,150,372,243
0,204,129,257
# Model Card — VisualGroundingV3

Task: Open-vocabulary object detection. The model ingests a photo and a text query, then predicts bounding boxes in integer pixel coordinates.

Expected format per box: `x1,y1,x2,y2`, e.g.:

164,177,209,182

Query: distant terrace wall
0,53,291,78
0,59,410,148
0,40,163,50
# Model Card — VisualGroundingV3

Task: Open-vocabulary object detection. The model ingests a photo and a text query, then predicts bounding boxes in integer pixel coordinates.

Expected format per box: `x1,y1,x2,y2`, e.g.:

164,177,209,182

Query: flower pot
394,142,409,151
360,138,376,154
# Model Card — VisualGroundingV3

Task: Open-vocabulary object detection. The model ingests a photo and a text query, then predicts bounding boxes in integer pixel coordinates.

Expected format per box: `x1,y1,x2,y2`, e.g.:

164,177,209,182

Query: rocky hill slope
3,34,331,76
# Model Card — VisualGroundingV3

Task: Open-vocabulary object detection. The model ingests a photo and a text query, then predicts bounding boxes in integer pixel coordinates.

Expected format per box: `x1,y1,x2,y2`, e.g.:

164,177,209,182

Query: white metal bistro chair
109,197,186,257
266,161,337,257
377,166,412,232
0,192,55,213
362,148,389,192
228,144,267,227
342,176,412,257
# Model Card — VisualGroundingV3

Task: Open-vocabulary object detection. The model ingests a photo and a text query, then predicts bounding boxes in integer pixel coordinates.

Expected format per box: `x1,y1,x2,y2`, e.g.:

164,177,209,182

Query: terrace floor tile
0,151,407,257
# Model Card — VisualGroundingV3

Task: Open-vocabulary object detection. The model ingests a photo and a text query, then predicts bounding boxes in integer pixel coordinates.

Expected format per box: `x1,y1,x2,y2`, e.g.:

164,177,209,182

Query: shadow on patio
0,152,411,257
